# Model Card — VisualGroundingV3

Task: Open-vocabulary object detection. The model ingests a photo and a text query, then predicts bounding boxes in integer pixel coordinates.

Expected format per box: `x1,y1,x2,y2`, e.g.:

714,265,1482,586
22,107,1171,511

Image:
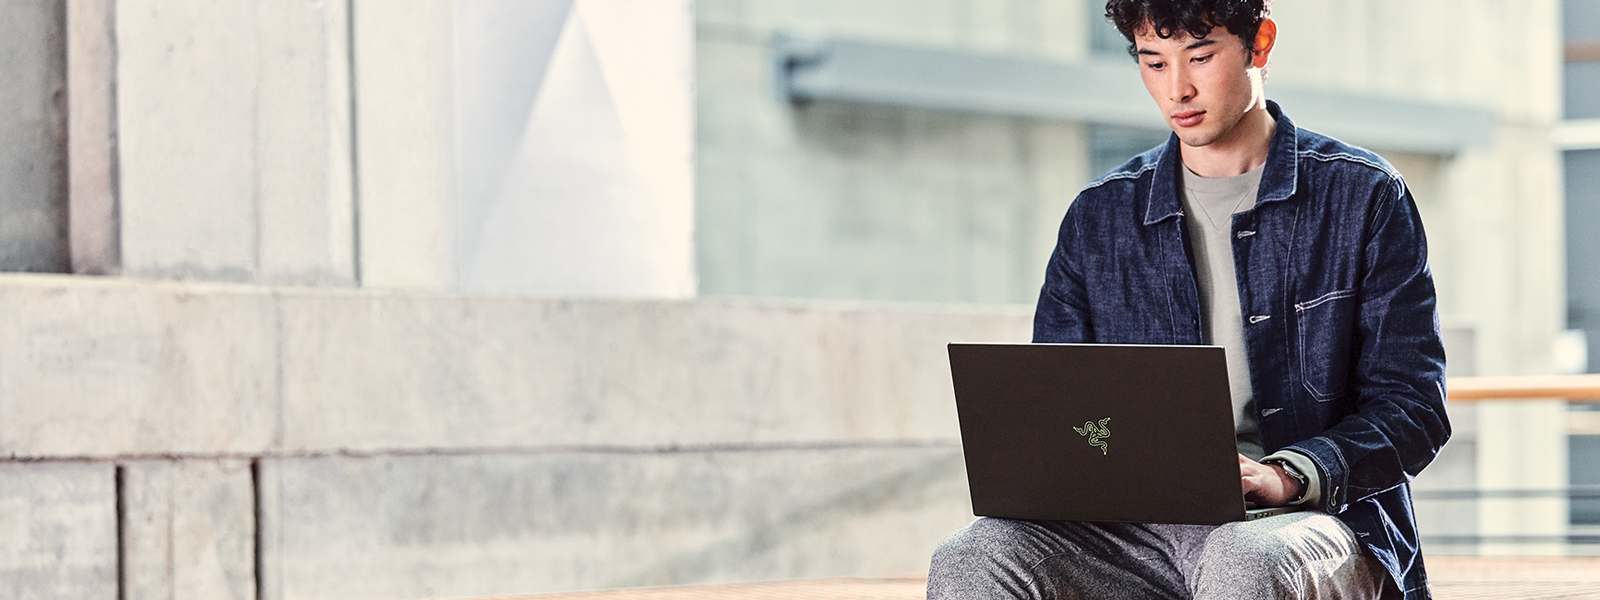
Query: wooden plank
1446,375,1600,402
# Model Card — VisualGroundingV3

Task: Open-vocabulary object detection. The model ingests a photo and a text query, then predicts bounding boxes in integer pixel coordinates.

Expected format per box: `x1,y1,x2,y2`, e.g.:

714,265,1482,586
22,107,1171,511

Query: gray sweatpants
928,512,1388,599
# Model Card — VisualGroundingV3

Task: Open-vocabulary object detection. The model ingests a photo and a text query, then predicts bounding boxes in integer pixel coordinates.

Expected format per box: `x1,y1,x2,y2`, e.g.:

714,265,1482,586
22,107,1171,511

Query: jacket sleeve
1286,177,1452,515
1033,199,1095,344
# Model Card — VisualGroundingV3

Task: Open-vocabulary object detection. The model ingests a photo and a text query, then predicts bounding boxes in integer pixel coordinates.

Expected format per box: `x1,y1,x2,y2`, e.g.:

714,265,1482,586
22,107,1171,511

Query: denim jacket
1034,101,1450,599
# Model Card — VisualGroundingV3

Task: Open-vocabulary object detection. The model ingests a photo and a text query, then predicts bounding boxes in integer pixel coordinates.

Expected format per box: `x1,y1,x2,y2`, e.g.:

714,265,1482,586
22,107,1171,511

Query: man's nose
1168,67,1196,103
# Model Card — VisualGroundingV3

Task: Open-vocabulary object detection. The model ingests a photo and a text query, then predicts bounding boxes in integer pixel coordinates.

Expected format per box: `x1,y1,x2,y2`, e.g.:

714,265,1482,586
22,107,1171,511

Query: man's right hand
1239,454,1305,507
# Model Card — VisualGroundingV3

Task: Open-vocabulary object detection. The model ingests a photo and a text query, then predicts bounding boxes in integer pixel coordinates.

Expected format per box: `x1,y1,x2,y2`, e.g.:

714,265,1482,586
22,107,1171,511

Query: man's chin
1174,130,1219,149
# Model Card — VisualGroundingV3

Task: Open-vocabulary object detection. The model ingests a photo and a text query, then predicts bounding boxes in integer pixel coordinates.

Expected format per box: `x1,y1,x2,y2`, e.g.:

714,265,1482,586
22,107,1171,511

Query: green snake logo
1073,417,1111,455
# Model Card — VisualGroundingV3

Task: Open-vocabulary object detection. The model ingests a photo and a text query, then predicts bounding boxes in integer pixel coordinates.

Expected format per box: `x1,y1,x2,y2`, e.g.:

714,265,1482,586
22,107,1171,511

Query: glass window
1568,149,1600,372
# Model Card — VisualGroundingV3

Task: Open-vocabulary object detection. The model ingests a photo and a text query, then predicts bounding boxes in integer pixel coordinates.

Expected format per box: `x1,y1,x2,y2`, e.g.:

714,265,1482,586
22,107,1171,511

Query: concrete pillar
350,0,454,289
116,0,261,282
256,0,358,287
68,0,122,275
116,0,357,285
0,0,70,273
120,460,257,600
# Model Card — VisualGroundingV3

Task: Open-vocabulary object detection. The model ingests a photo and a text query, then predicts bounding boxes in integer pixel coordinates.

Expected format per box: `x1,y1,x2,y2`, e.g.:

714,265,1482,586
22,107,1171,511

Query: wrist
1264,458,1309,503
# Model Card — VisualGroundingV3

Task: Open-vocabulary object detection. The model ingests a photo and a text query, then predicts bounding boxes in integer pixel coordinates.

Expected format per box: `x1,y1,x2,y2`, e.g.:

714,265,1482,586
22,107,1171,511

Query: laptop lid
948,342,1246,525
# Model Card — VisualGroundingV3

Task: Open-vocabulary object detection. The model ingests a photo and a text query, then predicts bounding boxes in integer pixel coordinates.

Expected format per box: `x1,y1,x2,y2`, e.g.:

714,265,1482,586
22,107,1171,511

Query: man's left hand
1239,454,1304,507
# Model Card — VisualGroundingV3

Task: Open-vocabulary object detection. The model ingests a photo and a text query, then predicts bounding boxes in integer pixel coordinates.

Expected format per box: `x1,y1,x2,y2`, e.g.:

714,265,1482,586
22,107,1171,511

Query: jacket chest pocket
1296,289,1356,401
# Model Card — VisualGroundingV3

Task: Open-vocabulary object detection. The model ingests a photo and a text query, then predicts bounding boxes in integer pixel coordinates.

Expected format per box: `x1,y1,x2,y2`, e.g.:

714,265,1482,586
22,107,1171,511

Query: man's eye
1145,62,1165,70
1193,54,1212,63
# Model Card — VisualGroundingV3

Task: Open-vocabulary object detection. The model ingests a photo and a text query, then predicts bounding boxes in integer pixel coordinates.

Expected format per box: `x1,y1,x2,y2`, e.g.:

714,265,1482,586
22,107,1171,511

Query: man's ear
1251,18,1277,68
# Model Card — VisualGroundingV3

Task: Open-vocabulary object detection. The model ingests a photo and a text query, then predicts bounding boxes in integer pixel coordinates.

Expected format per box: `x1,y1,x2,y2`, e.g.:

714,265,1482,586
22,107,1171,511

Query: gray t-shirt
1180,163,1266,459
1180,162,1323,507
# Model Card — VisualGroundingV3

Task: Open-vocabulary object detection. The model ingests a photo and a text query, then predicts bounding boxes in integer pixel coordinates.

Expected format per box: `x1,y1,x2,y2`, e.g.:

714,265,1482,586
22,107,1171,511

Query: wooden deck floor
473,556,1600,600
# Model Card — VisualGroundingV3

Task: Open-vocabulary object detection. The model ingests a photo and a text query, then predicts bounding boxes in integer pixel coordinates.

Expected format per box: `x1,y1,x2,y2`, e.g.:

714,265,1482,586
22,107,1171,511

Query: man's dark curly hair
1106,0,1271,58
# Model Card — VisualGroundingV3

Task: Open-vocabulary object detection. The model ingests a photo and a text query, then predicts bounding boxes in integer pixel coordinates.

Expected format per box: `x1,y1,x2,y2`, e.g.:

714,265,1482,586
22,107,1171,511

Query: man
927,1,1449,599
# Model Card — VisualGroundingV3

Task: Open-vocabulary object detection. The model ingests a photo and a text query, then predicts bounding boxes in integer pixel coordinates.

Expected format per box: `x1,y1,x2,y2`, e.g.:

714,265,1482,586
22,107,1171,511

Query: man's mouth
1172,110,1204,128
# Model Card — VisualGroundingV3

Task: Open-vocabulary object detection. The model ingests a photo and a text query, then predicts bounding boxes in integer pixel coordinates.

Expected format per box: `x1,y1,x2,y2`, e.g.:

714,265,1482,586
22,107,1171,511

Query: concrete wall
0,273,1029,597
696,0,1092,305
0,462,118,598
110,0,694,296
259,448,967,599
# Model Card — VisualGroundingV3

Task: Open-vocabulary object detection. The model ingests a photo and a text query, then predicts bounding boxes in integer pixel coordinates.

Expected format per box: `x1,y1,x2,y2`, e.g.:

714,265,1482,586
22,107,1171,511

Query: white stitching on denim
1296,290,1355,400
1297,149,1402,182
1236,230,1255,238
1326,437,1349,482
1294,288,1355,312
1248,315,1270,323
1085,162,1157,189
1298,329,1344,400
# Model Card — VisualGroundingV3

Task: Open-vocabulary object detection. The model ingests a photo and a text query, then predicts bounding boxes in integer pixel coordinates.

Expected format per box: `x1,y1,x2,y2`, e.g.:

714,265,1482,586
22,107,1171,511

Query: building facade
0,0,1579,597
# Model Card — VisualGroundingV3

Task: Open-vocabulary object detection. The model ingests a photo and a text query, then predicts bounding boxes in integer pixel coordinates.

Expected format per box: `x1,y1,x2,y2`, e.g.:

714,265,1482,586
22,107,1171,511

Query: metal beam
776,36,1496,155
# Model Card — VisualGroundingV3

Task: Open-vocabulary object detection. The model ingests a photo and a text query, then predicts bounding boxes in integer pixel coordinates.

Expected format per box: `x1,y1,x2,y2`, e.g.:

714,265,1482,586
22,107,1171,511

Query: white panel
453,0,695,297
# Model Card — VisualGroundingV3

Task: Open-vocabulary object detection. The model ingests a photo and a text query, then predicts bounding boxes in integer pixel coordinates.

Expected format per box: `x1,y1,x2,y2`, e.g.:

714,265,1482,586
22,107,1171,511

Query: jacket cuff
1263,449,1324,509
1285,436,1350,513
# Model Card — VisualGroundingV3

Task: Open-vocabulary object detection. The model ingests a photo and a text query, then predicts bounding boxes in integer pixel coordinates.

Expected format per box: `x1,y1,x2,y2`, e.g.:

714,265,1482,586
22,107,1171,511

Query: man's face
1133,25,1263,149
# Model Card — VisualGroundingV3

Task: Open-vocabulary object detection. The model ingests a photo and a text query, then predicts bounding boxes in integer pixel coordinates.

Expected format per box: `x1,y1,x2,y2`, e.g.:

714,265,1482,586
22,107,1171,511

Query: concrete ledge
259,447,970,599
0,273,1029,456
0,276,278,457
279,292,1029,452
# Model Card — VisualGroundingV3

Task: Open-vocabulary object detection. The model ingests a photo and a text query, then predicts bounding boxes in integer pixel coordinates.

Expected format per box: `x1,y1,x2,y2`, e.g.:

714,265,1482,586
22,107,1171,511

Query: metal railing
1416,374,1600,549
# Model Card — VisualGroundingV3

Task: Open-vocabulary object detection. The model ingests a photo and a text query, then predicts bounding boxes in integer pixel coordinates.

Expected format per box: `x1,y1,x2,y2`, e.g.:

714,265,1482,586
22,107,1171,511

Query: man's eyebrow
1134,37,1216,56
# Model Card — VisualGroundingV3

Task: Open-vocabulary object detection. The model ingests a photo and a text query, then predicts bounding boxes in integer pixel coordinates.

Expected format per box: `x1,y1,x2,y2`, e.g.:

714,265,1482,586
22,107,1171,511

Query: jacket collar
1142,100,1301,226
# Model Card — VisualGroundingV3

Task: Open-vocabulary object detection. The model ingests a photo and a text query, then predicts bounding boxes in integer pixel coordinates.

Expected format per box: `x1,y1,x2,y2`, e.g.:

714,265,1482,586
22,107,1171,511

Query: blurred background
0,0,1597,598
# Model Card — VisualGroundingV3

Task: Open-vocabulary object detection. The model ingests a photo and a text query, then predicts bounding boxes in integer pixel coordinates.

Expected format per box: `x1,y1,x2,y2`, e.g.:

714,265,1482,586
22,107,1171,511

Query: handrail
1446,374,1600,402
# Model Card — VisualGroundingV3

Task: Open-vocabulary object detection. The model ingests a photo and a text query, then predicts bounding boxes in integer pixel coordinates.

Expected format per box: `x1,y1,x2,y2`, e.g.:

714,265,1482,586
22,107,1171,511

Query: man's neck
1179,104,1277,178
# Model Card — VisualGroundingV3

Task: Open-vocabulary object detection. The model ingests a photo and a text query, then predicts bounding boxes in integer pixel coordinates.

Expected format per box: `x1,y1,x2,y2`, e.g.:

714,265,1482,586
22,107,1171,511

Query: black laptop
948,342,1300,525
